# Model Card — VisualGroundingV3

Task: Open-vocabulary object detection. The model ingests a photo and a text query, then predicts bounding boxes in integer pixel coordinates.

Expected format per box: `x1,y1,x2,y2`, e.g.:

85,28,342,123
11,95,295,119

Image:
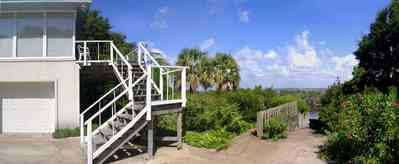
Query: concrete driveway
0,135,84,164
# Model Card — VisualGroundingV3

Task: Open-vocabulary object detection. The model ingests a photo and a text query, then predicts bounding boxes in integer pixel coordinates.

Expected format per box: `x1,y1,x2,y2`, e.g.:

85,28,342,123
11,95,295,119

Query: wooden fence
256,102,299,138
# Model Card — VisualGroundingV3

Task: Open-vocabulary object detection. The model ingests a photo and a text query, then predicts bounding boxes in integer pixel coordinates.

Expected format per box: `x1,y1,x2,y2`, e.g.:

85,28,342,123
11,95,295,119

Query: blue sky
92,0,390,88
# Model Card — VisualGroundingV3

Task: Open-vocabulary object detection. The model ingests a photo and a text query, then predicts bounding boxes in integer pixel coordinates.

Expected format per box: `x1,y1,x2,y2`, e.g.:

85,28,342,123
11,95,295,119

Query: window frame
0,10,76,61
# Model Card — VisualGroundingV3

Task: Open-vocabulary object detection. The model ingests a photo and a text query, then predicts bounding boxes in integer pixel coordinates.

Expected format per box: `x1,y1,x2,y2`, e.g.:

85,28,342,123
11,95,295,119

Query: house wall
0,60,80,128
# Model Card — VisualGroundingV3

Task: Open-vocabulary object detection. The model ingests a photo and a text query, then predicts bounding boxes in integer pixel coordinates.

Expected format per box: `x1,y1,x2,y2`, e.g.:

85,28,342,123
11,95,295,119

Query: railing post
257,111,264,138
87,121,93,164
83,41,87,66
128,67,133,102
110,42,114,64
80,115,84,145
146,65,152,120
181,68,187,107
160,69,164,100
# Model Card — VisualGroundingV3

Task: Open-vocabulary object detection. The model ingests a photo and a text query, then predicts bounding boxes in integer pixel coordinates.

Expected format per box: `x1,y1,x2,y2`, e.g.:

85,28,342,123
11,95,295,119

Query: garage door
0,82,55,133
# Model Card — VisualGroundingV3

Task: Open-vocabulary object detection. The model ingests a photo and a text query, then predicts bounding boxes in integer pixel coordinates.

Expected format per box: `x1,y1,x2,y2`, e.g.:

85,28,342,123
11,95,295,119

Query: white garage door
1,82,55,133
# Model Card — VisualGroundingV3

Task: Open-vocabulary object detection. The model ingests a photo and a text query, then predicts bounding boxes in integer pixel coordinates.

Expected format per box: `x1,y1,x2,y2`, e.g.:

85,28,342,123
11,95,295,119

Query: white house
0,0,90,133
1,1,187,162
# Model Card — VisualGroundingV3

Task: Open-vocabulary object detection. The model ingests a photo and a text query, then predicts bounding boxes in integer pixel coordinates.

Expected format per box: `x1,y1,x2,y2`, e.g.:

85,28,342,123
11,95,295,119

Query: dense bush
271,95,310,113
184,93,251,134
184,129,235,150
321,92,399,163
262,118,288,140
226,86,276,121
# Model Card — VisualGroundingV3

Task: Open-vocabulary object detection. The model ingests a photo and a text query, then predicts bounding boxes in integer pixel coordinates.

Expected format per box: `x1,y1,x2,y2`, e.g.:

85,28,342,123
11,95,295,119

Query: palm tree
199,56,215,91
213,53,240,91
176,48,207,93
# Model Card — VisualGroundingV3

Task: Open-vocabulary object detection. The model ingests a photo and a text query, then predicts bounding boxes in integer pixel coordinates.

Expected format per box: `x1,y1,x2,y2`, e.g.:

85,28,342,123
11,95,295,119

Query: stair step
117,113,132,121
108,121,126,129
93,117,148,164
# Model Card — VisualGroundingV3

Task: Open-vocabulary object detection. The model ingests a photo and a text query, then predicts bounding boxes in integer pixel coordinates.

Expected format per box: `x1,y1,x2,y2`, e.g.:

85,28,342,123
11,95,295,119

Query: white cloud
150,6,170,30
200,38,216,51
265,50,279,60
331,54,358,80
235,30,358,88
239,10,250,23
288,31,319,71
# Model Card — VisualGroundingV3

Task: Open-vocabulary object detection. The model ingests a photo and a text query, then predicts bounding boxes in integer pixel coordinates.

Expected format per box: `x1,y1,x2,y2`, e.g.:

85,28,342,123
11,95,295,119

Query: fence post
256,111,264,138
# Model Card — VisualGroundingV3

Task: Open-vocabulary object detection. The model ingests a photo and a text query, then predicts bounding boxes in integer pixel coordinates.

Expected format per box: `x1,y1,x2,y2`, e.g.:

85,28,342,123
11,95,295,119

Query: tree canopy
76,8,134,55
176,48,240,92
354,0,399,92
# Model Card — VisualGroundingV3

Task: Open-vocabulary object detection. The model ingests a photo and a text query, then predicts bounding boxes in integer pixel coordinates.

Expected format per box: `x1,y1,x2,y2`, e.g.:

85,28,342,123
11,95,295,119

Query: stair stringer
94,118,148,164
93,106,148,159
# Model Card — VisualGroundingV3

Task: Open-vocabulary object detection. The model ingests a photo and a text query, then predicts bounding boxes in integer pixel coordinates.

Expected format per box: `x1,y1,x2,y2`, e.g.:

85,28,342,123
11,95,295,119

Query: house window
47,13,74,57
16,13,44,57
0,13,14,57
0,12,75,59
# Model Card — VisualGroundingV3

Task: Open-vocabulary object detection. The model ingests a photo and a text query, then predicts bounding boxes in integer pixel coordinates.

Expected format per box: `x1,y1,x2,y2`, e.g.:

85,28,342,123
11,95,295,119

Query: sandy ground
0,128,326,164
116,128,327,164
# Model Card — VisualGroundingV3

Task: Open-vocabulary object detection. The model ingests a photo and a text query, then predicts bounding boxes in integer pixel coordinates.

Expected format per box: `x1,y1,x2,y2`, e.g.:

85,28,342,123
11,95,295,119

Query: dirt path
115,128,327,164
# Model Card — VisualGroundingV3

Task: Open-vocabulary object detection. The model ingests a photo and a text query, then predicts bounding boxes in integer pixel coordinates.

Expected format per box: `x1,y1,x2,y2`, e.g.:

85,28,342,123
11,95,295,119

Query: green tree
199,56,215,91
76,9,134,54
354,0,399,92
176,48,207,92
213,53,240,91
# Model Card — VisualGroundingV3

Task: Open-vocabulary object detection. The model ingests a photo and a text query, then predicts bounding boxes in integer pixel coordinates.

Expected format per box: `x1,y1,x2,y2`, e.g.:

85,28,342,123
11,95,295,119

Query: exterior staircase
76,41,187,164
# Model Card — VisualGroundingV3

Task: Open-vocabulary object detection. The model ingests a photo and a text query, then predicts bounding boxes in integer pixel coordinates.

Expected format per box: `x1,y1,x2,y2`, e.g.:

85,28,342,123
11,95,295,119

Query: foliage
176,49,240,92
212,53,240,91
321,91,399,163
76,9,134,54
262,118,288,141
354,0,399,92
226,86,276,121
184,92,251,134
271,95,310,113
53,128,80,139
176,48,207,92
184,129,235,150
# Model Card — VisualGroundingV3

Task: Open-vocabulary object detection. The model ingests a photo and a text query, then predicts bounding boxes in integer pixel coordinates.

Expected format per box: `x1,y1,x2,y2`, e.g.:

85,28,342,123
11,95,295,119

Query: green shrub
184,93,251,134
184,128,235,150
271,95,310,113
53,128,80,138
322,92,399,163
262,118,288,140
226,87,275,121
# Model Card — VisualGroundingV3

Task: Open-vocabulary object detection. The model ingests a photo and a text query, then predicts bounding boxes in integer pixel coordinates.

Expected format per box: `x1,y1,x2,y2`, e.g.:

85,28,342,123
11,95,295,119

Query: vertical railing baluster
97,42,100,60
166,73,169,100
181,68,187,107
80,115,84,144
87,121,93,164
172,73,175,100
160,68,164,100
83,41,87,66
146,65,152,120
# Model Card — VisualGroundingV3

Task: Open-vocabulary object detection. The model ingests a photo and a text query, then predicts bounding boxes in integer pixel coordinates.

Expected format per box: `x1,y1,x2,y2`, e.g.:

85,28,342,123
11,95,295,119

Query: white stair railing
77,40,187,164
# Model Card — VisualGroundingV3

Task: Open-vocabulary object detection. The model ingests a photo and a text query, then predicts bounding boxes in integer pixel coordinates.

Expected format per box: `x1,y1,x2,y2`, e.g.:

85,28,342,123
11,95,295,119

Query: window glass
47,13,74,57
0,13,14,57
17,13,43,57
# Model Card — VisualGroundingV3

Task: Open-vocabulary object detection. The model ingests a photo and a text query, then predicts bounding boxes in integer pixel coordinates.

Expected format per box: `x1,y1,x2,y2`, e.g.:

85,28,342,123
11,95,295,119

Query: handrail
91,101,133,135
84,74,146,125
138,42,164,71
80,78,128,116
111,42,132,70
